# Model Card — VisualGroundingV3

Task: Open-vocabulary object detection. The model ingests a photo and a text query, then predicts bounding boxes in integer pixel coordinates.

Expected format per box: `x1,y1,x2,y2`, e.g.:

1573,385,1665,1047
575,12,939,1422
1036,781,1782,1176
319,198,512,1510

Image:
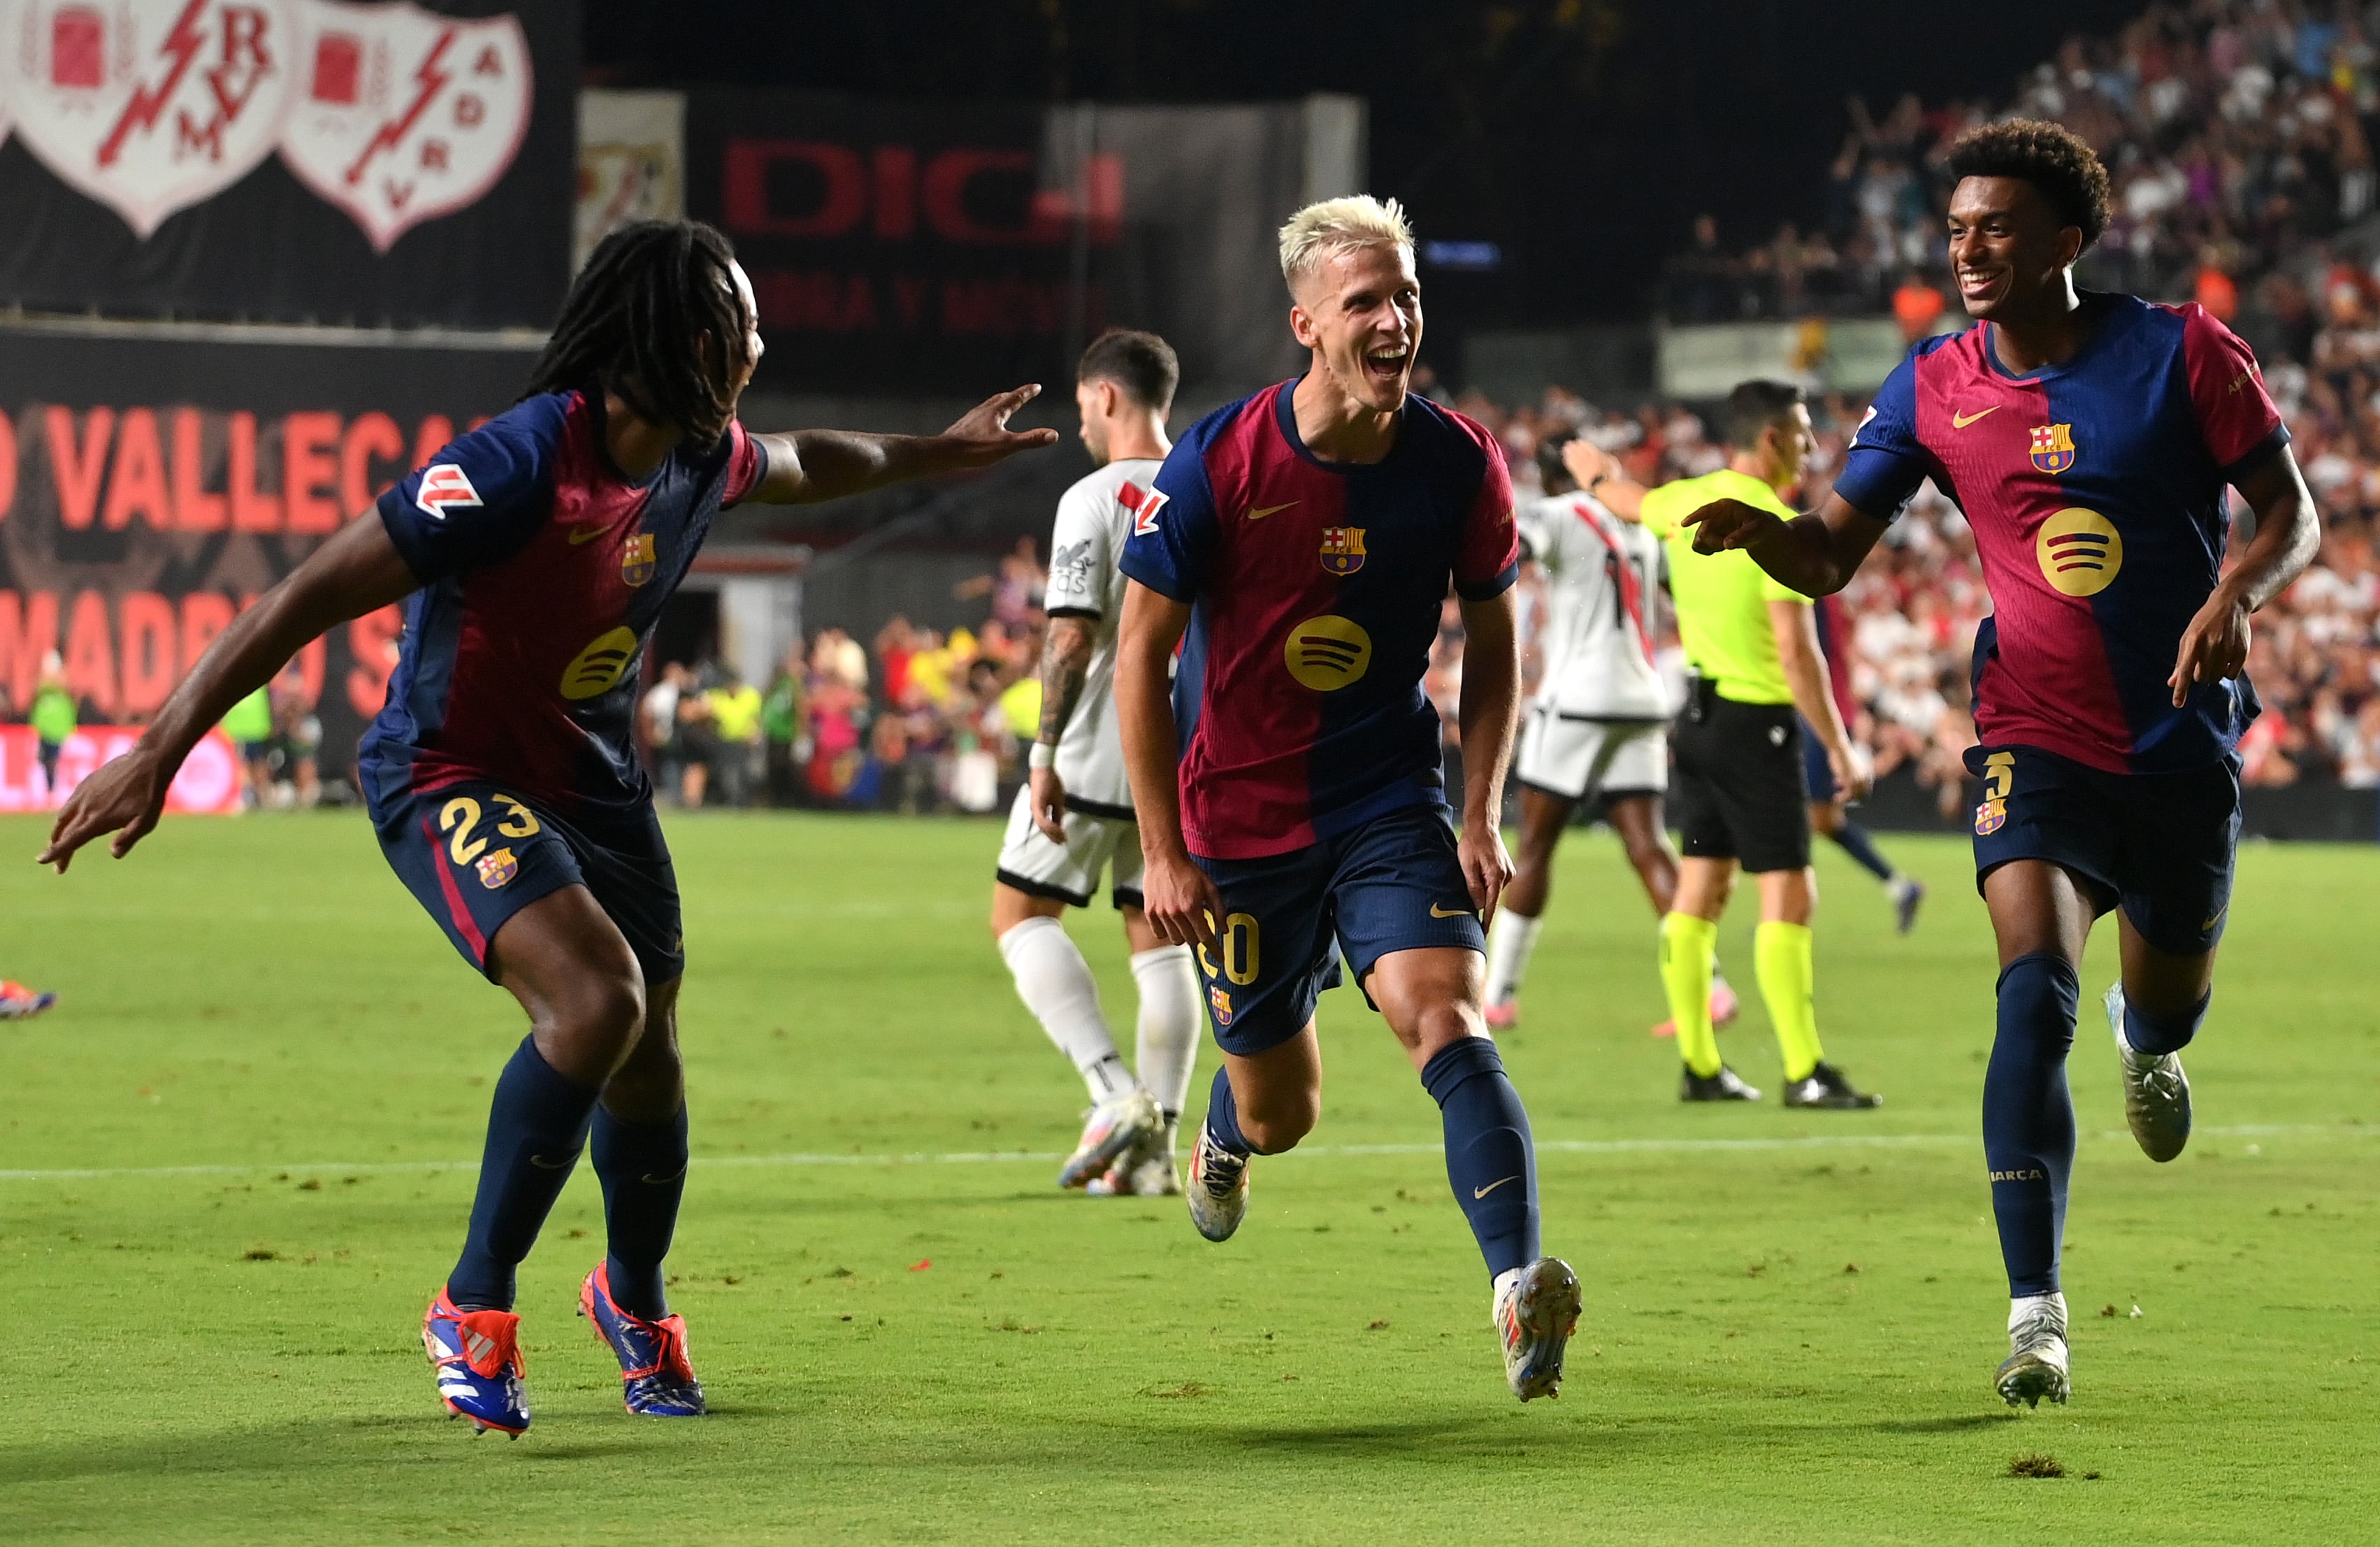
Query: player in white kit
990,331,1204,1196
1485,434,1739,1032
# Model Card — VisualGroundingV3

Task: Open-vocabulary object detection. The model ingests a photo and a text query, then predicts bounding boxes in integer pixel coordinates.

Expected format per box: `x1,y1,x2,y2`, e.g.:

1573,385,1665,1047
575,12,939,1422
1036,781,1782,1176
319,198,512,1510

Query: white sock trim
1483,909,1543,1007
1128,943,1201,1117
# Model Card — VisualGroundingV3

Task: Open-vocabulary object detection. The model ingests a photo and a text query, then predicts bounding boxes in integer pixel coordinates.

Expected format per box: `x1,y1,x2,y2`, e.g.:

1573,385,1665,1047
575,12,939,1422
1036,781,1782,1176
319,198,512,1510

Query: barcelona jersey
1833,294,2286,775
359,391,768,816
1120,382,1517,860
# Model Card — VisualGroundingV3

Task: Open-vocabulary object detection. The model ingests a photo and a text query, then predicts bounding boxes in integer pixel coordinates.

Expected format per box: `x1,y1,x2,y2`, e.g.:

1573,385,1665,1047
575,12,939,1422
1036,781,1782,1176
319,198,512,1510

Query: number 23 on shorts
438,793,543,888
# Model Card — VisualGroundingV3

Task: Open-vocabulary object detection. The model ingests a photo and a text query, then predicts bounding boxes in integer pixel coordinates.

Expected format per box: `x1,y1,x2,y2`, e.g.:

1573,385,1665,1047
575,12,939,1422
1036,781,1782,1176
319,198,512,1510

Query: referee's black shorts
1671,686,1811,874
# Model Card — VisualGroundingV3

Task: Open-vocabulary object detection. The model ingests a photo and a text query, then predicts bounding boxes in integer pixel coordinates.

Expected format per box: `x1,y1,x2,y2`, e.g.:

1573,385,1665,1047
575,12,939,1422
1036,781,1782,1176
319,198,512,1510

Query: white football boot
2106,984,2192,1163
1058,1088,1162,1190
1492,1257,1583,1402
1996,1291,2070,1408
1184,1126,1250,1242
1088,1125,1181,1197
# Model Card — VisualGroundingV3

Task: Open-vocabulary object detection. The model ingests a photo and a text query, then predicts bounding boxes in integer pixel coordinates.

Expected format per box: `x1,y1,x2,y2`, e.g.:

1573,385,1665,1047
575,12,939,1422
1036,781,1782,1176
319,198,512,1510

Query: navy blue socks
449,1037,600,1311
1829,820,1898,884
1202,1064,1253,1156
591,1103,690,1321
1984,953,2079,1297
1421,1037,1539,1279
2123,988,2210,1057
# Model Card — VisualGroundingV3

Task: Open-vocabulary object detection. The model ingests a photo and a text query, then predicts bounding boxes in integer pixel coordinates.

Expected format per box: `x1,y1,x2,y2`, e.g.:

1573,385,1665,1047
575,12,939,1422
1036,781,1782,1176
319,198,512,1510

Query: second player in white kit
989,330,1204,1196
1485,433,1740,1033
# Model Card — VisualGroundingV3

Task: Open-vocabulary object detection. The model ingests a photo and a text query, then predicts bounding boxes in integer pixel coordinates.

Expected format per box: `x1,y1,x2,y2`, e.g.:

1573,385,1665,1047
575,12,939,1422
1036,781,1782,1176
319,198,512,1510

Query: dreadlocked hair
523,220,751,445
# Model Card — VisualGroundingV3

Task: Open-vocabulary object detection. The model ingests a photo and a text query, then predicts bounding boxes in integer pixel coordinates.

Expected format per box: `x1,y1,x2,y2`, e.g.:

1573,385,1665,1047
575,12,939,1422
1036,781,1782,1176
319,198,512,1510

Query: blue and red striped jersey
359,390,767,814
1120,382,1517,859
1833,294,2286,775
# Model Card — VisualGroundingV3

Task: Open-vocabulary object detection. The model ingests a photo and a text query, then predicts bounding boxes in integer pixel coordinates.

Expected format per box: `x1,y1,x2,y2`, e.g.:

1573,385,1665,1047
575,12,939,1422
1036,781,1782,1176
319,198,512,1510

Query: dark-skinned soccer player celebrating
1683,122,2318,1410
38,220,1058,1435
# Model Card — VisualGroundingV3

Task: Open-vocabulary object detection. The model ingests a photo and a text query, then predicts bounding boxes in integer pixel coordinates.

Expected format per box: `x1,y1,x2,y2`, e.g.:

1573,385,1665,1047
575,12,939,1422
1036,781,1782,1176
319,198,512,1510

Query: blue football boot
580,1262,707,1416
422,1288,529,1436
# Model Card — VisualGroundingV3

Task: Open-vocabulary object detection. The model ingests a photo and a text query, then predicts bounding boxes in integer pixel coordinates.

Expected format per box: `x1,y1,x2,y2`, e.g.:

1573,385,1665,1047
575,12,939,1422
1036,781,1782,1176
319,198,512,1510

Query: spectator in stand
640,661,690,798
222,683,275,810
760,647,806,807
676,668,719,808
1892,269,1948,340
29,652,75,803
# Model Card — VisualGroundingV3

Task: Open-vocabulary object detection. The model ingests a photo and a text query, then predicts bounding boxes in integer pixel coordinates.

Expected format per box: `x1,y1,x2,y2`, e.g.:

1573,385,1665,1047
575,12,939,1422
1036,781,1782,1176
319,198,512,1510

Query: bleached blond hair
1277,195,1414,294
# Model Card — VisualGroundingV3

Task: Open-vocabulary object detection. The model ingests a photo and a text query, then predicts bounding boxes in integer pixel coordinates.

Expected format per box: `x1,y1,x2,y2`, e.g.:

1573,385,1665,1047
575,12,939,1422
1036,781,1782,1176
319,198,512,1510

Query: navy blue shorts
1801,717,1838,803
1190,801,1485,1057
1966,743,2240,958
373,779,685,984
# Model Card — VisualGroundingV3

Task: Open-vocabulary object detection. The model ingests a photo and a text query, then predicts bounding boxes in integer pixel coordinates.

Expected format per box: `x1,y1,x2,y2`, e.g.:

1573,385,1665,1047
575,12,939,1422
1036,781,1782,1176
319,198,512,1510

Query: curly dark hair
1944,119,2114,252
522,220,752,445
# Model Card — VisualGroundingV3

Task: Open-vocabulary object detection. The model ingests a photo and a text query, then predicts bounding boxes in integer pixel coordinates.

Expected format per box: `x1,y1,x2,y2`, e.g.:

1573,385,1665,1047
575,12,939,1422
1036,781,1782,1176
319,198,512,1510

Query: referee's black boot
1680,1065,1761,1102
1782,1060,1882,1110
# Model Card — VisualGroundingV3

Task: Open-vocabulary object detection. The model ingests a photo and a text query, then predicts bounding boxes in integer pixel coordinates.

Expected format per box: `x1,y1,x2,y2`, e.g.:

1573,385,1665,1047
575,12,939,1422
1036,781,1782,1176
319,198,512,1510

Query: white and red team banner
0,0,531,246
0,726,243,814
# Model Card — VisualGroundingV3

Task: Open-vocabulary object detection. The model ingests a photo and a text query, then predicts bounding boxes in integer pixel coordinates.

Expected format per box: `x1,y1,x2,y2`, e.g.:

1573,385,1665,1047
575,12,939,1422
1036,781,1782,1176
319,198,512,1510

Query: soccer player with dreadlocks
38,220,1056,1435
1684,122,2318,1409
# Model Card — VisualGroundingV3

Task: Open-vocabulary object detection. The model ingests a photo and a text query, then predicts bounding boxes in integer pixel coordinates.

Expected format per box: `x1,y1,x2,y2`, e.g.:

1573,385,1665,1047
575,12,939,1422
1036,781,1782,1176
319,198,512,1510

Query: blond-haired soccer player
1115,195,1580,1402
990,329,1204,1197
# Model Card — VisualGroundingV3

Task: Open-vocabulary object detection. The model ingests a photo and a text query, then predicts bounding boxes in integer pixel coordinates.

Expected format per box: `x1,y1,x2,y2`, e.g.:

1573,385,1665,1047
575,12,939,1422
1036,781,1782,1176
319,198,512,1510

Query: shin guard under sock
449,1037,600,1311
1984,953,2080,1297
591,1103,690,1321
1420,1037,1541,1279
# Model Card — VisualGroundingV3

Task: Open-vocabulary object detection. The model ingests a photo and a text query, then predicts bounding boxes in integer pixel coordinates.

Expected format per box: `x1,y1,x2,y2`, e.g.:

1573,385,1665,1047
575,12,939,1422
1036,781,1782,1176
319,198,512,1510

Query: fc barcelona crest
1318,526,1367,575
1208,986,1234,1028
622,533,657,587
2028,424,2077,475
1974,800,2008,837
477,847,519,889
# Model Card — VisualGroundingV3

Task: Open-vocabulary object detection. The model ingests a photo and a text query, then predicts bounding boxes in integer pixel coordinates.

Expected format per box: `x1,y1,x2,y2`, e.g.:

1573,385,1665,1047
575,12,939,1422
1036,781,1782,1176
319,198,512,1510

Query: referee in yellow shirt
1594,380,1882,1108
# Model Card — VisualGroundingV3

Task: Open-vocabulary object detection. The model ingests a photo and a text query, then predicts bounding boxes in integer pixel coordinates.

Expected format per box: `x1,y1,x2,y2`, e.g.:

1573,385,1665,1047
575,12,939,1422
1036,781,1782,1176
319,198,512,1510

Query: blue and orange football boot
0,981,57,1020
421,1288,529,1436
579,1262,707,1416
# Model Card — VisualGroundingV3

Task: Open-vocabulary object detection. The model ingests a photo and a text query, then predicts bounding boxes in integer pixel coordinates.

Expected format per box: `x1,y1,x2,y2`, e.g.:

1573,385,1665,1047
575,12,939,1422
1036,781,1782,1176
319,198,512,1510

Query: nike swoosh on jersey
1246,502,1297,520
1473,1176,1520,1199
1429,902,1476,919
1952,407,2000,429
565,524,610,545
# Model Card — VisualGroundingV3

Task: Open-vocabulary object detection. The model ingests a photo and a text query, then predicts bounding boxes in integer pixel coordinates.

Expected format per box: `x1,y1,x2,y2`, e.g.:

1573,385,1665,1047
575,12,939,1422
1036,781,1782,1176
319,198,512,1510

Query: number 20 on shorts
1198,912,1261,986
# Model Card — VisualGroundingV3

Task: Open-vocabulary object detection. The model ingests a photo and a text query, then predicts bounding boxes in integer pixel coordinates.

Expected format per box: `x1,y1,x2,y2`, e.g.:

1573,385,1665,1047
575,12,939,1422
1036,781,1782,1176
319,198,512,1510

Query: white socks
1483,909,1543,1007
998,916,1132,1103
1130,944,1201,1124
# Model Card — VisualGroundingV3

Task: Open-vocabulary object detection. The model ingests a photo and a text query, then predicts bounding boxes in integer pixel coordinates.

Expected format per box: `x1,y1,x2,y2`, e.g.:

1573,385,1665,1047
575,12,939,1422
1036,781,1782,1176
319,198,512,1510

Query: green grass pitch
2,810,2374,1544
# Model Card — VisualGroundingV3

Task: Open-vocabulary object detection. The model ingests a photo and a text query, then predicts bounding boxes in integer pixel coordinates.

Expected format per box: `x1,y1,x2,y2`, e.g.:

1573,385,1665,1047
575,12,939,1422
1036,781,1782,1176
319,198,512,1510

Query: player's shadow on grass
1868,1413,2021,1434
1219,1416,1515,1455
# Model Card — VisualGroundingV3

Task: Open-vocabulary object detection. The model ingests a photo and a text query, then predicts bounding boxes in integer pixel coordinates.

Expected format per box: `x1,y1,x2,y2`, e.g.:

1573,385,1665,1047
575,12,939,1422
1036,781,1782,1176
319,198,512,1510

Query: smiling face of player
1291,240,1423,421
1946,176,2083,328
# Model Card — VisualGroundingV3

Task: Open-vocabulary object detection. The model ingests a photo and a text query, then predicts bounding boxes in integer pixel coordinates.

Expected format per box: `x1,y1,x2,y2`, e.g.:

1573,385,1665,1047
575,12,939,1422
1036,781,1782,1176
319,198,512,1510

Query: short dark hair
1077,329,1178,412
1536,430,1578,494
1945,118,2113,252
1723,380,1805,450
524,220,751,445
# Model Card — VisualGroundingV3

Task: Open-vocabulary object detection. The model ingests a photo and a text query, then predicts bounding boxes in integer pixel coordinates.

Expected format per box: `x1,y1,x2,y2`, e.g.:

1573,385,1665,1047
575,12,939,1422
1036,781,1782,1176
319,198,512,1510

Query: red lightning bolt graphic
342,27,456,187
97,0,210,168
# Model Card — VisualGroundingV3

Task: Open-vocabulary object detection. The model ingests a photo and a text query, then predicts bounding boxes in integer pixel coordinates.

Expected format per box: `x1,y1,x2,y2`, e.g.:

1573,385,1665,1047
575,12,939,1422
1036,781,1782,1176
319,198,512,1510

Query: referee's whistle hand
1681,498,1774,554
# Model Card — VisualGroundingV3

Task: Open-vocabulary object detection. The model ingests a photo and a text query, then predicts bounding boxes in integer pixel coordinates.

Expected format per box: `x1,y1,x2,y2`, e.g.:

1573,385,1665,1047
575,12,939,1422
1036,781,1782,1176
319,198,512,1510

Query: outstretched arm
1454,588,1521,922
2170,445,2321,706
1115,580,1223,950
38,515,419,871
1681,489,1891,596
749,384,1060,505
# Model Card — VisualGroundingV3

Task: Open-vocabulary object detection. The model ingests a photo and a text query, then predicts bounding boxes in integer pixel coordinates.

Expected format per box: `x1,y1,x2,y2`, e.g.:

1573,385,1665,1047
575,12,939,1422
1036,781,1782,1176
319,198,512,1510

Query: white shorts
1514,707,1668,803
993,784,1145,909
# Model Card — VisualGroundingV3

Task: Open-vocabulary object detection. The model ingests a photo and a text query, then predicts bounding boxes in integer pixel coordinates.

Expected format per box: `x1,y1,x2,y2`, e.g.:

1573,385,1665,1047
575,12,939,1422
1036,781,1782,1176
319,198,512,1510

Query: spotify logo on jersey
2035,508,2124,597
561,626,641,700
1284,614,1372,690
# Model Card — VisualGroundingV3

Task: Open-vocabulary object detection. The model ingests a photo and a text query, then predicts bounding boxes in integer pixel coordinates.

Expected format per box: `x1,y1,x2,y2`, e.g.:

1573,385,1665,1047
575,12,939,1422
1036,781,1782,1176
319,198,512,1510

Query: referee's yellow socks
1659,912,1722,1078
1755,921,1823,1082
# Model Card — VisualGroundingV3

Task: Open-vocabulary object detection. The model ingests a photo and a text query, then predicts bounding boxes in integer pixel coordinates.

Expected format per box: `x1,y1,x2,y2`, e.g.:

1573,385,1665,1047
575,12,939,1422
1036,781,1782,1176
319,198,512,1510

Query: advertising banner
0,321,540,782
0,726,241,812
0,0,577,328
681,90,1362,399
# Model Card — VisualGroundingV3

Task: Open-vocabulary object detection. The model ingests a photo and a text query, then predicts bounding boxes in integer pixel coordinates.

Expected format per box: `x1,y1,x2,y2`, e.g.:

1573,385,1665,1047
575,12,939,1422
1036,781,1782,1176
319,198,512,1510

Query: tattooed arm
1026,614,1097,842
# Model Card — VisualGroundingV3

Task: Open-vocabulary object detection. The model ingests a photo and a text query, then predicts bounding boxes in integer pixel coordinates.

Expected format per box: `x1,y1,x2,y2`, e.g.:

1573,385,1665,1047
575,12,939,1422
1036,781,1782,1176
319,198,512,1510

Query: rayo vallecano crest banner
0,0,574,328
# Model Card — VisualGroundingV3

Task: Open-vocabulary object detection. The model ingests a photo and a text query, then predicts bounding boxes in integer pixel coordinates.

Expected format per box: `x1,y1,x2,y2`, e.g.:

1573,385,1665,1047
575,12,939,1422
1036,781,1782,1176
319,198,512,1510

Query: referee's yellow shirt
1638,468,1808,706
